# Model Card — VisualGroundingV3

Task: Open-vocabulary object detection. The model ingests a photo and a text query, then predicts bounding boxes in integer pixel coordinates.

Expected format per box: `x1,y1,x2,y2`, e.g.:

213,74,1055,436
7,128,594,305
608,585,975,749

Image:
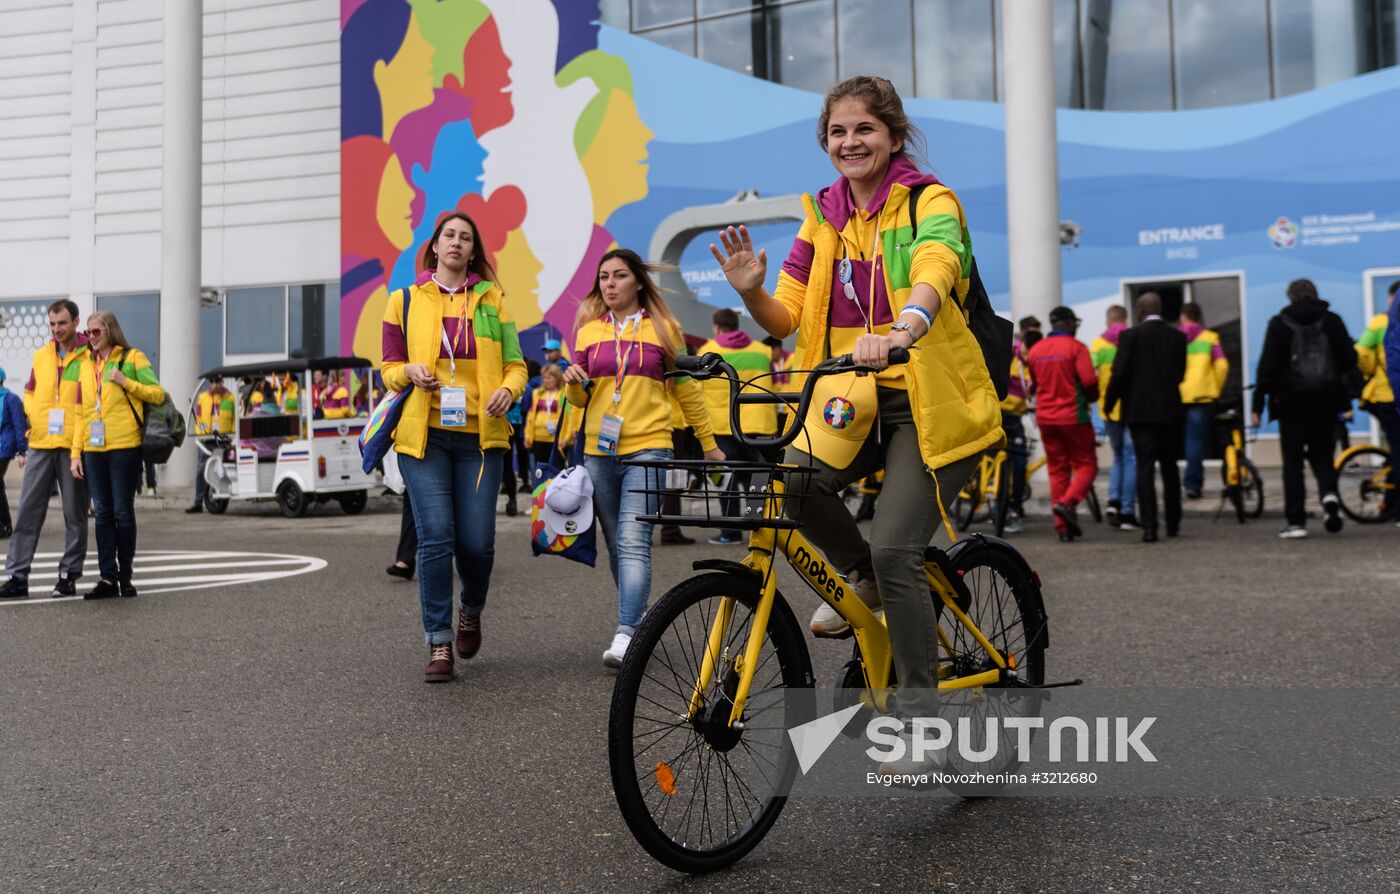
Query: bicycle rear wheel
1335,446,1394,523
935,537,1048,795
609,572,813,874
1240,457,1265,519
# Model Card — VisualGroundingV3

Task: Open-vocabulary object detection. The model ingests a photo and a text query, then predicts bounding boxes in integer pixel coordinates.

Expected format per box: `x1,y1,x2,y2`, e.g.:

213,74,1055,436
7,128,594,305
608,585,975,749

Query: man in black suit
1104,292,1188,542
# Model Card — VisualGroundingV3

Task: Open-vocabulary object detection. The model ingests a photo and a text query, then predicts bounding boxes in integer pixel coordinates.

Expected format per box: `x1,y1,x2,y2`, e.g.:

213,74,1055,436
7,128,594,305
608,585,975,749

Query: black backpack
908,184,1013,401
1279,315,1339,396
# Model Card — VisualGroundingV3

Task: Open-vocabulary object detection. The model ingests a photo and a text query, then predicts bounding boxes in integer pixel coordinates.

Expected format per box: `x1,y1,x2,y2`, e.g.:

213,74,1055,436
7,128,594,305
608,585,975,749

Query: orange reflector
1008,653,1018,669
656,762,677,797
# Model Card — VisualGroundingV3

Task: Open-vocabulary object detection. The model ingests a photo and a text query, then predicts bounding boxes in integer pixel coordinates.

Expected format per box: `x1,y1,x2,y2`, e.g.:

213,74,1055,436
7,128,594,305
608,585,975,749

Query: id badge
89,420,106,448
439,387,467,428
546,419,558,436
597,413,624,455
48,408,65,435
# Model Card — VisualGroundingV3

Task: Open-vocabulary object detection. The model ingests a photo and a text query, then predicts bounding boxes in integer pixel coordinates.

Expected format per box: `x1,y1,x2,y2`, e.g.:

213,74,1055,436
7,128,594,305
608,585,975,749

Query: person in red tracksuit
1026,305,1099,542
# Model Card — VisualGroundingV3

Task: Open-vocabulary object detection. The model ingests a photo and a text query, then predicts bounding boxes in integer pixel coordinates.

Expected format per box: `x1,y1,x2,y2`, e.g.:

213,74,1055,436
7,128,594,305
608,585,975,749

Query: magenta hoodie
716,330,752,349
815,155,941,232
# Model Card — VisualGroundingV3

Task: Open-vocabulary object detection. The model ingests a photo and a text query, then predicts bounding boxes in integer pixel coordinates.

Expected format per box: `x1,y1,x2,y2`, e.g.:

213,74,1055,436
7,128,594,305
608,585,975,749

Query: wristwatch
889,320,917,344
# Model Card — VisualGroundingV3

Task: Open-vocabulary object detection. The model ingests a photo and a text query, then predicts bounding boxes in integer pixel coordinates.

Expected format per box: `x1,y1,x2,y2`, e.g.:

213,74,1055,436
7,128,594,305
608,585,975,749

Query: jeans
586,448,669,634
399,430,503,645
1001,412,1028,513
84,447,143,584
1183,405,1212,493
1104,420,1136,515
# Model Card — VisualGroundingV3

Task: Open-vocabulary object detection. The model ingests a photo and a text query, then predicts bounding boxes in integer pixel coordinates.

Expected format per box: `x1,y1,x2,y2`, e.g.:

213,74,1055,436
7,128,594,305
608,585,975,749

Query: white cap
542,466,595,537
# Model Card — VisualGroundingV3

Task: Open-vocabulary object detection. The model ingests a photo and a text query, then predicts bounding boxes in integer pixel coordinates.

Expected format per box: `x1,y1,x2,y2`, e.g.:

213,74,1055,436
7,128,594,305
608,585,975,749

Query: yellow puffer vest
787,188,1003,471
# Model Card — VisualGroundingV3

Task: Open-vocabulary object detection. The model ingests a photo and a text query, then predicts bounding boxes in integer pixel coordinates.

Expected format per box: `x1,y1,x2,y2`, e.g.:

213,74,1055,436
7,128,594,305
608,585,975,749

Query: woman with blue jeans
564,250,722,668
72,311,165,599
382,212,527,682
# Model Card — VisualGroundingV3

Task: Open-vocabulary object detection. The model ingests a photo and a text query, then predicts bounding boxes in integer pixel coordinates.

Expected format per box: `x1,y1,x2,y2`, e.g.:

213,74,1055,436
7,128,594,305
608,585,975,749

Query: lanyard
610,312,642,403
838,214,883,334
93,348,121,415
439,292,470,386
539,391,558,416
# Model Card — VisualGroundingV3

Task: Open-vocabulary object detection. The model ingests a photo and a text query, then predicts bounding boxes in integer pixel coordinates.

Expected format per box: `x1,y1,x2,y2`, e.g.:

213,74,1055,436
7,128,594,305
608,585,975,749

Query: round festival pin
823,396,856,430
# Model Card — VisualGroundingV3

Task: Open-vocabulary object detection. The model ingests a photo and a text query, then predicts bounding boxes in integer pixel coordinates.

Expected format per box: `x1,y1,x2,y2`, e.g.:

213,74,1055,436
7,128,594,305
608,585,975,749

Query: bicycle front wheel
608,572,813,874
1335,446,1393,523
1240,457,1265,519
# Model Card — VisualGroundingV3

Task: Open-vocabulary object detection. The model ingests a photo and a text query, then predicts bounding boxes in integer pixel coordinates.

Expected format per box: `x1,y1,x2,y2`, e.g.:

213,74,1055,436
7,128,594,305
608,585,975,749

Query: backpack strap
907,182,972,312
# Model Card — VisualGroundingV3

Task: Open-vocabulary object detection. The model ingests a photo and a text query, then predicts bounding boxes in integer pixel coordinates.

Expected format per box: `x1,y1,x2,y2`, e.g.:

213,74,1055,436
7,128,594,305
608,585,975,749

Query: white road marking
0,550,327,605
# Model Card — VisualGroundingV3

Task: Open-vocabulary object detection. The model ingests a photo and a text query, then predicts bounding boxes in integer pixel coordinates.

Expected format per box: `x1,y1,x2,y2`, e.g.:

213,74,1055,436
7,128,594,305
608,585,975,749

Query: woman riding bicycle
710,75,1003,749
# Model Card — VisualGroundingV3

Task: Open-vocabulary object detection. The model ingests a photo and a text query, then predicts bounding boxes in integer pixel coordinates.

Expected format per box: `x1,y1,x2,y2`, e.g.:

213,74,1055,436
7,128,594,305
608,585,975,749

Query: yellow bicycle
1334,441,1395,523
1214,404,1264,524
607,351,1063,873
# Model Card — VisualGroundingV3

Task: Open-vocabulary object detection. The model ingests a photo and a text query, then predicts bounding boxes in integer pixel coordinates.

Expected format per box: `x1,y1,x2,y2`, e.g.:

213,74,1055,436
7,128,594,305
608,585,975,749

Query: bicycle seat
1213,408,1240,424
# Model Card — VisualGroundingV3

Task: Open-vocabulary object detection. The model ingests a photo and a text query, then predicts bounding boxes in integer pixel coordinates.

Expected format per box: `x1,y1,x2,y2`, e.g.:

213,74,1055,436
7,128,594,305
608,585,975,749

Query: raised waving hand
709,226,767,297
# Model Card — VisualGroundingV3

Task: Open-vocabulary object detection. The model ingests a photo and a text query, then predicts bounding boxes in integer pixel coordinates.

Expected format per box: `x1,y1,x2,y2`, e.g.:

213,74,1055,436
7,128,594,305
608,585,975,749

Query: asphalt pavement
1,489,1396,893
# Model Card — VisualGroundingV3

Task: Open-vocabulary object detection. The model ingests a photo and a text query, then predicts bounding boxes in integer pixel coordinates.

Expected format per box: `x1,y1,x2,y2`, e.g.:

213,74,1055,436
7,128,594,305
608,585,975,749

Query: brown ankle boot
424,643,454,682
456,614,481,660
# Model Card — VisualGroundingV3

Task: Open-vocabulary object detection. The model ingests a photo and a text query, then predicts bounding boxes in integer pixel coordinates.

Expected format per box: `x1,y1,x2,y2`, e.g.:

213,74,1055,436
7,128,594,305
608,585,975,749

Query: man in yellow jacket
0,300,92,600
697,308,776,544
1179,303,1229,499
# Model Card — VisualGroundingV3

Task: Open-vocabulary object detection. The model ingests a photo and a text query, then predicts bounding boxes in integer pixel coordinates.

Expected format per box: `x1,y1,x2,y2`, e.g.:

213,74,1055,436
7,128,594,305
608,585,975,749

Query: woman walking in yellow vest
710,76,1001,768
382,212,528,683
72,311,165,599
562,250,723,668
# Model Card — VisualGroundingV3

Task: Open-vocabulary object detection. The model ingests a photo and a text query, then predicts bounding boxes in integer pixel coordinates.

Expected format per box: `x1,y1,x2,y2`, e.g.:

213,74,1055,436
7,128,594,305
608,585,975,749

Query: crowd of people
371,74,1400,701
2,77,1394,755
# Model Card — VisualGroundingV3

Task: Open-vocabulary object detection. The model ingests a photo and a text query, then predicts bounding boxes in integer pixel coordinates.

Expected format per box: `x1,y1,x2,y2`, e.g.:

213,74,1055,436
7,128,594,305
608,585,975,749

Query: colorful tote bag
359,289,411,474
529,389,597,567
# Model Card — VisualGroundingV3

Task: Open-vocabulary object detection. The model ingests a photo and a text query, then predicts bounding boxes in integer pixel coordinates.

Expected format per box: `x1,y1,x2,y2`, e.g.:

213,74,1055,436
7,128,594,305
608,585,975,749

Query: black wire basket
621,458,815,530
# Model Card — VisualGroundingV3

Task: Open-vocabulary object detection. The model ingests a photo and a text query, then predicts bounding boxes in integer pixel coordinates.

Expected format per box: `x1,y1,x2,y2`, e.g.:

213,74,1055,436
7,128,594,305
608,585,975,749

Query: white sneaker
603,632,632,668
876,721,946,778
1003,513,1023,534
1277,525,1309,539
809,572,881,637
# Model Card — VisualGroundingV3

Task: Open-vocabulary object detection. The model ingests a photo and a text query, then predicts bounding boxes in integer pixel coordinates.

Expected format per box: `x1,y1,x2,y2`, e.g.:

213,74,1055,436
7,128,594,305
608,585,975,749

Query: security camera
1060,220,1082,249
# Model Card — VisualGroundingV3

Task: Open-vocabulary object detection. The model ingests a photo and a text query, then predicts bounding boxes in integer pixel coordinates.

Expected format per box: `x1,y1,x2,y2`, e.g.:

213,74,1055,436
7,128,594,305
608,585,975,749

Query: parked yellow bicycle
607,351,1065,873
1214,403,1264,523
1334,441,1395,523
954,436,1102,535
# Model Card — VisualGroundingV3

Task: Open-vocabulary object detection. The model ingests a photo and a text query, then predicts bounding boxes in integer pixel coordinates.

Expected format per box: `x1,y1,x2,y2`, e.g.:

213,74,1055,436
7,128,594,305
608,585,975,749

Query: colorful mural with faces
340,0,649,360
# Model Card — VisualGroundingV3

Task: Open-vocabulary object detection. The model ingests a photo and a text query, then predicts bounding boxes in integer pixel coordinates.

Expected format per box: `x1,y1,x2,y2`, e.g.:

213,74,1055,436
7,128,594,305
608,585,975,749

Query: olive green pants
785,386,979,718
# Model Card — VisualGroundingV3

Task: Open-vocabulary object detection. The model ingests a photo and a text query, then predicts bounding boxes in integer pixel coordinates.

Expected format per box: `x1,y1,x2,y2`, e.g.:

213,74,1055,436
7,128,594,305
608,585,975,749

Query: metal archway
647,190,804,337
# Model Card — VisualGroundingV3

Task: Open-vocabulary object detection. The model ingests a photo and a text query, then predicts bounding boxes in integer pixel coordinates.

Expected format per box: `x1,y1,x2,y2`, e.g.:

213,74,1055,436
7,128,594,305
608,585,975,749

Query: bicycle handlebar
672,348,911,451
